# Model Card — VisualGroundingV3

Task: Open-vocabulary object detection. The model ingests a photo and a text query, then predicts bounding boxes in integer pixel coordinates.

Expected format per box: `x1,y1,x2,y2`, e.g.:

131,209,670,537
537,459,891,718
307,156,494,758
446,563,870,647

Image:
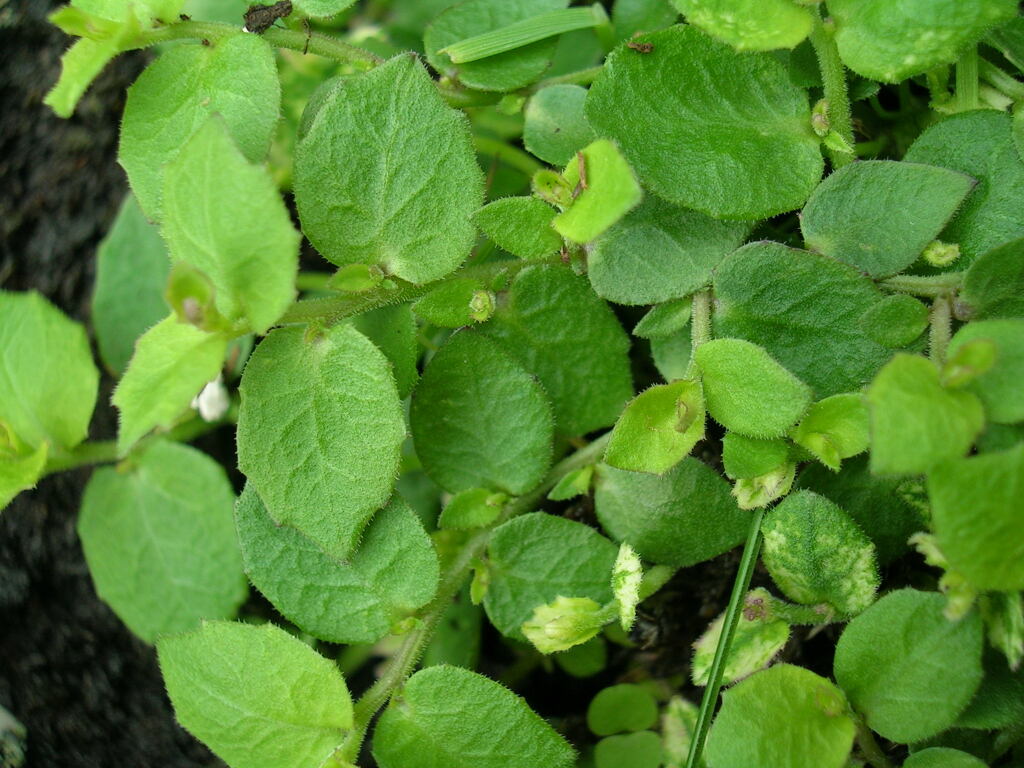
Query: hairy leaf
472,197,562,260
929,444,1024,591
867,354,985,475
0,291,98,451
594,459,748,566
586,24,822,219
588,684,658,736
762,491,879,616
948,319,1024,423
801,161,975,278
484,512,617,641
692,606,789,686
237,324,405,559
119,35,279,221
92,193,170,375
295,55,484,283
713,242,892,396
554,139,642,244
373,666,575,768
905,111,1024,265
523,84,596,166
78,441,245,642
706,665,855,768
588,195,749,305
834,589,984,743
113,316,227,455
158,621,352,768
162,119,299,334
411,331,553,495
235,485,438,644
859,294,930,348
672,0,813,51
481,264,632,436
961,238,1024,320
829,0,1016,82
604,380,704,474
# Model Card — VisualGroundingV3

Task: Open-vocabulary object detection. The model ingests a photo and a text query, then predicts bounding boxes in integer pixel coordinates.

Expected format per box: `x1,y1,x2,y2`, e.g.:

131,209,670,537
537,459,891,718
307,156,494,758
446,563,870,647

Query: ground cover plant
3,0,1024,765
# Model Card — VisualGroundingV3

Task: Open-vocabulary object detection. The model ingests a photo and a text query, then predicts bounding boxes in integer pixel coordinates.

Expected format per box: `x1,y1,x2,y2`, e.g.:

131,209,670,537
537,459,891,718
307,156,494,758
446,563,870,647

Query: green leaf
588,684,659,736
632,298,691,339
481,264,633,436
834,589,984,743
424,0,567,92
904,748,988,768
78,441,246,642
413,279,494,328
789,393,869,471
859,294,930,348
928,444,1024,591
961,238,1024,320
672,0,813,51
295,55,483,283
800,161,975,278
586,24,822,219
351,303,419,400
292,0,356,16
797,456,926,565
237,324,405,559
594,459,749,566
547,465,594,501
235,485,438,644
604,380,704,474
438,488,506,529
651,327,693,381
554,636,607,677
472,197,562,260
523,84,596,166
948,319,1024,423
92,194,170,375
733,462,797,510
705,664,855,768
0,291,99,451
44,36,124,119
113,316,227,455
829,0,1016,82
761,491,879,617
161,119,299,335
0,443,48,511
722,434,789,480
713,242,890,396
373,666,575,768
411,331,553,495
696,338,812,439
158,621,352,768
612,0,678,40
692,604,790,686
484,512,618,641
119,35,280,221
553,139,642,244
957,646,1024,729
74,0,185,23
588,195,749,305
595,731,663,768
904,111,1024,265
866,354,985,475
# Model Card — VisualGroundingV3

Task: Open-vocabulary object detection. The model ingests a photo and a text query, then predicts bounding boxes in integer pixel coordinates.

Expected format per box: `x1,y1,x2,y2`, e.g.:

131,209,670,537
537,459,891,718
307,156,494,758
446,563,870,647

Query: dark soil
0,2,216,765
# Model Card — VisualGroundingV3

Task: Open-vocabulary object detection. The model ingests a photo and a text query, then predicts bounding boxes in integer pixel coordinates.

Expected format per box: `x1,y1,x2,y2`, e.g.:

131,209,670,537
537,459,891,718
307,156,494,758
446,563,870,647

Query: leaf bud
522,596,614,654
921,239,961,267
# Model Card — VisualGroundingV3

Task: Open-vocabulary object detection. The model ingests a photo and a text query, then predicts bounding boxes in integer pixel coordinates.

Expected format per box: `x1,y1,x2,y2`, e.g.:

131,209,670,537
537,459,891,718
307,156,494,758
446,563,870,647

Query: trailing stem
684,288,713,380
808,12,855,167
929,293,953,367
855,715,895,768
878,272,964,298
338,433,612,763
955,46,980,112
685,507,766,768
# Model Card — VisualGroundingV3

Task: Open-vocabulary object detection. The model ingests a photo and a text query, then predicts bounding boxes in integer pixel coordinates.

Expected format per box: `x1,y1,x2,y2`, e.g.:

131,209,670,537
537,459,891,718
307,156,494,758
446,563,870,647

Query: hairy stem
855,716,895,768
929,293,953,367
955,46,980,112
137,20,382,68
809,13,854,167
279,255,559,326
878,272,964,298
473,135,544,176
685,508,766,768
42,414,227,476
339,433,612,762
683,288,713,381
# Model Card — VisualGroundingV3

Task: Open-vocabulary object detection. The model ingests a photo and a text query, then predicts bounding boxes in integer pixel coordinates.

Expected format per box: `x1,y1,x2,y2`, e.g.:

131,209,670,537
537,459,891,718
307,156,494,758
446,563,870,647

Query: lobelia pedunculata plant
4,0,1024,766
